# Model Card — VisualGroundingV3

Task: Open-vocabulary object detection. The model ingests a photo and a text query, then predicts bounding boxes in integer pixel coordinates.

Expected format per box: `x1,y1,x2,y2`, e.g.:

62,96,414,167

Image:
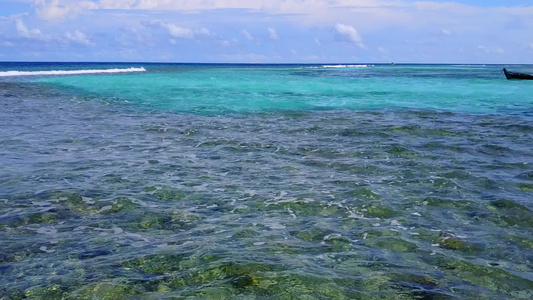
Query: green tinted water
1,64,532,299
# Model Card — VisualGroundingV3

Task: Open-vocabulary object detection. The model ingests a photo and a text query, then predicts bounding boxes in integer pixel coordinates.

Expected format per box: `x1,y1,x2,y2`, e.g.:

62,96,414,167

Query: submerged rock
434,257,533,295
78,248,113,260
153,187,188,201
120,254,185,275
352,188,380,200
489,199,530,211
364,204,398,218
23,284,68,300
388,272,440,289
73,283,142,300
98,198,138,214
436,236,480,253
515,171,533,180
367,237,418,252
506,235,533,250
518,183,533,192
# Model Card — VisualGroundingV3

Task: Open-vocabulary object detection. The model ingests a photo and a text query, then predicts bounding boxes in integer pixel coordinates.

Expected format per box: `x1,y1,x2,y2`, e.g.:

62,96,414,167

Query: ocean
0,62,532,299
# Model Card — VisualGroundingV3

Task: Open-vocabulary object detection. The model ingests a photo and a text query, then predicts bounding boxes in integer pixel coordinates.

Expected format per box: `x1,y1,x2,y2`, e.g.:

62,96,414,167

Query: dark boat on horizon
503,68,533,80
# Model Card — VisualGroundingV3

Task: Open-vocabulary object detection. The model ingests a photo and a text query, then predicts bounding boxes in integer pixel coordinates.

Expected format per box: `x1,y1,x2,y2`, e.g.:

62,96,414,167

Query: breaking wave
0,67,146,77
322,64,373,68
302,64,373,69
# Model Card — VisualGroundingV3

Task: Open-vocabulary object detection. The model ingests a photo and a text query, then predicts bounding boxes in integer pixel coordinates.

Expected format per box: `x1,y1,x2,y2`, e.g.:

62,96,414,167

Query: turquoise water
36,64,533,114
0,63,532,299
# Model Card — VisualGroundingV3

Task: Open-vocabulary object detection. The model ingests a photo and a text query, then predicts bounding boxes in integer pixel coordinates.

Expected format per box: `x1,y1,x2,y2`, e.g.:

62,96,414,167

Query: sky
1,0,533,63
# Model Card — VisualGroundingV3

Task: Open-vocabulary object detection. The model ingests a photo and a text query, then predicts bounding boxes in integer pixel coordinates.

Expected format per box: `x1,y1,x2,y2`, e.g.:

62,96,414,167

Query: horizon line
0,61,530,65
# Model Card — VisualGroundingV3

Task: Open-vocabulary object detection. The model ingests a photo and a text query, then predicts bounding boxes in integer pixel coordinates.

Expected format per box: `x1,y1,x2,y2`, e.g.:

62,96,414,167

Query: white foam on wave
451,64,486,67
322,64,372,68
0,67,146,77
302,64,373,69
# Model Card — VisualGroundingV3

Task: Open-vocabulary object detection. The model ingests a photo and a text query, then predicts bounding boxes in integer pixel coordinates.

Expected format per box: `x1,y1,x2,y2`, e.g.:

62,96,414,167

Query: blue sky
1,0,533,63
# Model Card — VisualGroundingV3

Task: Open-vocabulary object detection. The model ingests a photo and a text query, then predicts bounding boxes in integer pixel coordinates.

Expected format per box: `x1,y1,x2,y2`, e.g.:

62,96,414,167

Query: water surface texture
1,63,532,299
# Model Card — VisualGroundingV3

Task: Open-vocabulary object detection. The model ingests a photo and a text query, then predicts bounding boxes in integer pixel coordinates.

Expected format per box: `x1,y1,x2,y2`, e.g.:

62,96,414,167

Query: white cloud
335,23,366,49
268,28,279,40
15,18,95,47
98,0,137,9
115,26,155,48
413,1,481,15
241,29,256,42
12,0,533,63
195,28,210,36
35,0,98,21
65,30,94,46
335,23,361,42
220,38,238,47
30,0,533,40
15,19,47,40
102,0,312,12
477,45,489,53
31,1,533,24
163,24,194,39
30,0,409,25
145,21,210,39
477,45,504,54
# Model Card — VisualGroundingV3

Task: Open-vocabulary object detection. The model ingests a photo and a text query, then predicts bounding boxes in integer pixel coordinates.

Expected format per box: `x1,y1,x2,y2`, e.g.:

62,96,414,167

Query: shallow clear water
0,63,532,299
32,64,533,115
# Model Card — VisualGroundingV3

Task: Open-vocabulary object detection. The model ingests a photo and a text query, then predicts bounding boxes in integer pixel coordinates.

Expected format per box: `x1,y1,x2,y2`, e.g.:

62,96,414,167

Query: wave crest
0,67,146,77
302,64,373,69
322,64,373,68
